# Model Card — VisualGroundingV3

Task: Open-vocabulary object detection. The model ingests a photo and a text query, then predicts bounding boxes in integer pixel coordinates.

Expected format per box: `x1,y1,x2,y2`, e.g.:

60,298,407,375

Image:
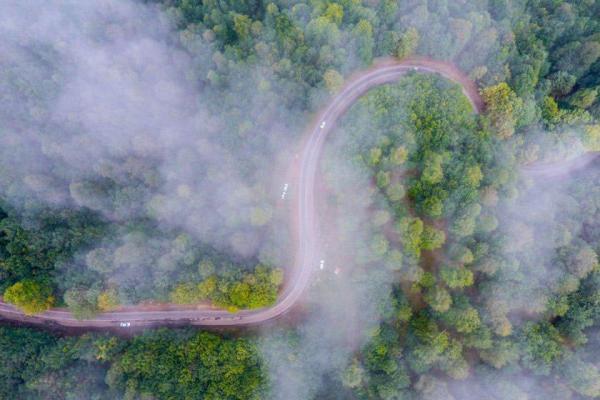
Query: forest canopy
0,0,598,399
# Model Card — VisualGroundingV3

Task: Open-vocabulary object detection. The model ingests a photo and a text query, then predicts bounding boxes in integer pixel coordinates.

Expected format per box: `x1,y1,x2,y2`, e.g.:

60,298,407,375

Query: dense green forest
318,71,599,399
0,0,599,398
0,326,267,399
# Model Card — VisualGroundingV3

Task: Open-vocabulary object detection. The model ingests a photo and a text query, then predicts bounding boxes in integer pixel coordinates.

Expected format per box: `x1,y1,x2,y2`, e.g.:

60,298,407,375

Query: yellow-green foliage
170,265,283,311
583,124,600,151
4,279,54,315
481,83,523,138
97,288,120,311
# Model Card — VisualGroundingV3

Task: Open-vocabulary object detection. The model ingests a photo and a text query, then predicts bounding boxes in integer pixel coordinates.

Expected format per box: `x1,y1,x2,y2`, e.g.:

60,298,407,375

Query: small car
281,183,289,199
320,121,326,129
319,260,325,270
119,322,131,328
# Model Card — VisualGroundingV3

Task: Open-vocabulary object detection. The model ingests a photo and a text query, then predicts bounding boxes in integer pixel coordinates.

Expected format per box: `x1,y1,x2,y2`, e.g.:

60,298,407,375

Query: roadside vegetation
0,326,267,399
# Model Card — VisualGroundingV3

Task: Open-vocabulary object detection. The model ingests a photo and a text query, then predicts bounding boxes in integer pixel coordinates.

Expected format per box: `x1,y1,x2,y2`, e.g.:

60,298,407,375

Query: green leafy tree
386,183,405,202
440,266,474,289
376,170,391,188
424,287,452,313
324,3,343,25
353,19,374,65
520,322,564,375
341,359,364,389
371,234,389,258
170,282,201,304
421,226,446,251
582,124,600,151
395,28,419,59
423,196,443,218
323,69,343,93
421,154,444,185
64,287,100,319
389,146,408,165
560,243,597,279
399,217,424,259
3,279,54,315
97,288,120,311
480,339,520,369
481,83,523,138
443,304,481,333
568,88,598,109
107,330,266,399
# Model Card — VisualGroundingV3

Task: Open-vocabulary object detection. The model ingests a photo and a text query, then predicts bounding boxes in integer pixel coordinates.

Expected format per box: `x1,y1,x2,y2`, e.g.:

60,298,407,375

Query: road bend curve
0,57,593,330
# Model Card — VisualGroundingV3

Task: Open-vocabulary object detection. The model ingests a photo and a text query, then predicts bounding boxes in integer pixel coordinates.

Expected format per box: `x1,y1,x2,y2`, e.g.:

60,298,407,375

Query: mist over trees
0,0,599,399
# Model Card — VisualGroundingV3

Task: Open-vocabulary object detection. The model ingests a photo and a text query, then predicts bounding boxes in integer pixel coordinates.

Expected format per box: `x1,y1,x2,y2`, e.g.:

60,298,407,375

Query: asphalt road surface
0,57,594,330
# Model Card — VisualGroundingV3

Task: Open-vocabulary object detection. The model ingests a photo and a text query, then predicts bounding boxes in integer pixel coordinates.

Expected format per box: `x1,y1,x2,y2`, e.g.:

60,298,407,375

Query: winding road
0,57,595,330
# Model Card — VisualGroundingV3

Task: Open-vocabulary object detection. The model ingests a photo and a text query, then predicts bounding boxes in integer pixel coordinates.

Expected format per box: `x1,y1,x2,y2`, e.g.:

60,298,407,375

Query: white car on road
281,183,289,200
119,322,131,328
320,121,326,129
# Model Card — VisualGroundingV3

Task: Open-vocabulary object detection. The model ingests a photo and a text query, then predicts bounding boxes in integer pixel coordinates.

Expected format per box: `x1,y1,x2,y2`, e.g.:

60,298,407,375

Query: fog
486,153,597,316
0,1,387,395
0,0,297,300
261,132,395,399
0,0,598,399
437,155,599,400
